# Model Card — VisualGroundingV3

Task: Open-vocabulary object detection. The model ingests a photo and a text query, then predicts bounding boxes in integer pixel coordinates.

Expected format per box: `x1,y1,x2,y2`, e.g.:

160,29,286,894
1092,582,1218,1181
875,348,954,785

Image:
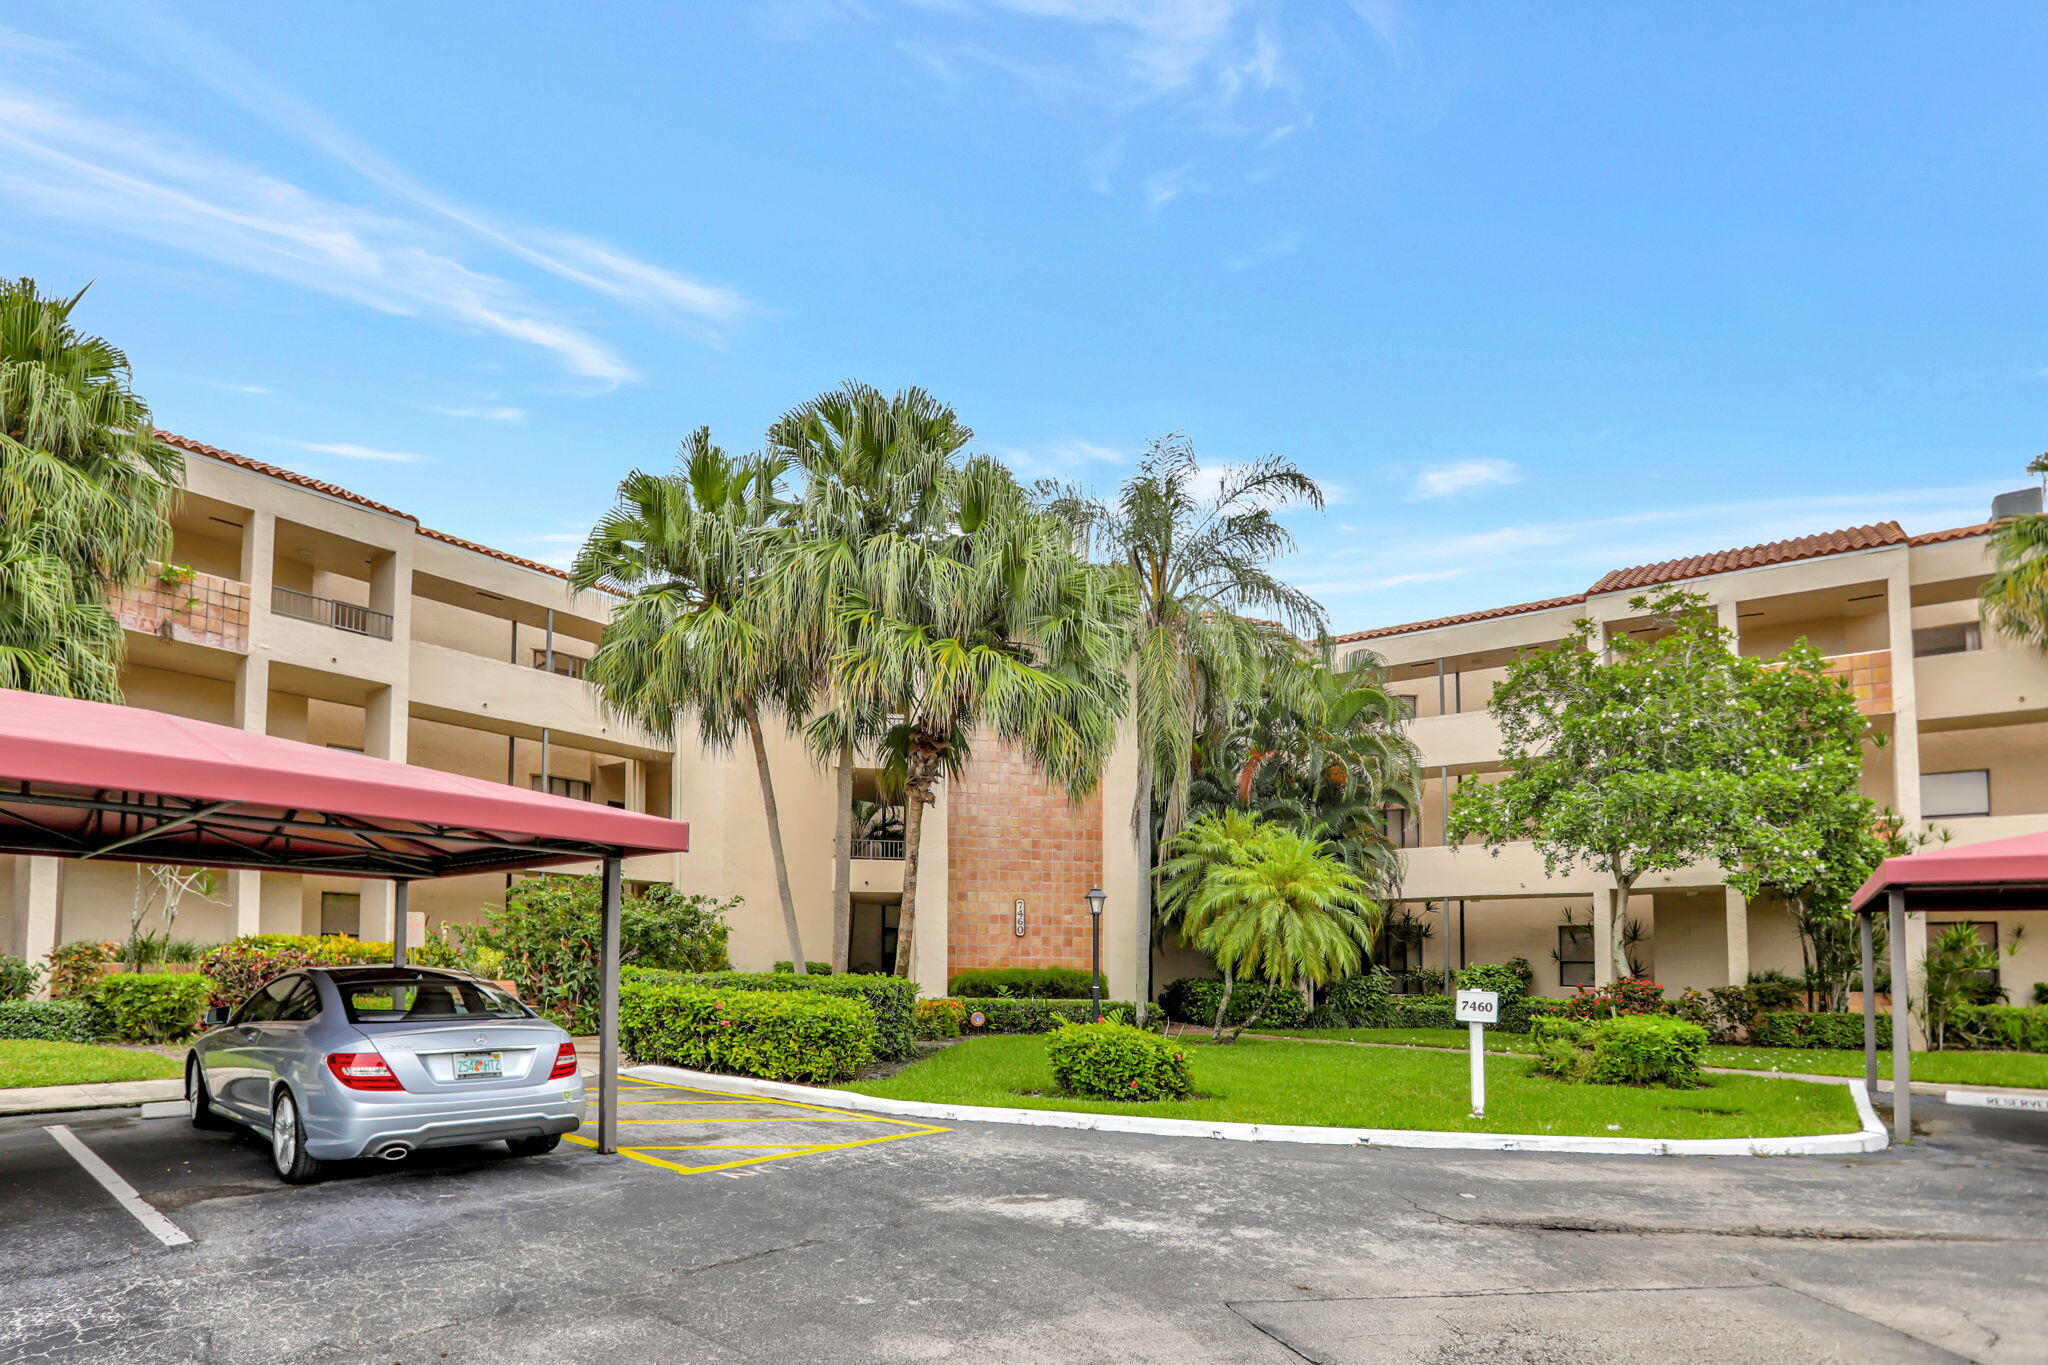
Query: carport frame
1849,830,2048,1142
0,690,690,1155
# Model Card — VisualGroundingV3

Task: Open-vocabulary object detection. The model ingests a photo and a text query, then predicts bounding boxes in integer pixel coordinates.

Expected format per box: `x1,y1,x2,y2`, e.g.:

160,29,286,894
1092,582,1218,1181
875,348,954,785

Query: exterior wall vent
1991,487,2044,520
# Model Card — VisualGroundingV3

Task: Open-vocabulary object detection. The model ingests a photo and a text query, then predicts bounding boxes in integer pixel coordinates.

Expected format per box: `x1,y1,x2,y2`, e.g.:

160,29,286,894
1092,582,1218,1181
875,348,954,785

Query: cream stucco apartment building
1336,498,2048,1005
0,433,1146,1004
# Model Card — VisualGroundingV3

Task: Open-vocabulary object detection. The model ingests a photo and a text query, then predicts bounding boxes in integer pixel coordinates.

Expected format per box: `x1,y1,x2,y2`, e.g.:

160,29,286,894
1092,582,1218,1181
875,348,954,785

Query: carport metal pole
599,854,623,1155
391,880,408,969
1887,889,1912,1141
1859,910,1878,1099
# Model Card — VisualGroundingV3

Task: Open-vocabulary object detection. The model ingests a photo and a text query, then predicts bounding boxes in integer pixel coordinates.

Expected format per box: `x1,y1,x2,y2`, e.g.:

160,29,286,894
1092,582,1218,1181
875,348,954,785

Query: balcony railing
852,837,905,860
272,586,394,640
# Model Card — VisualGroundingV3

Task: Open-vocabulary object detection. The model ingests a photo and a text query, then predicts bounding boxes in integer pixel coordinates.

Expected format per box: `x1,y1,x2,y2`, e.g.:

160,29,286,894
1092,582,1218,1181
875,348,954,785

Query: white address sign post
1455,989,1499,1117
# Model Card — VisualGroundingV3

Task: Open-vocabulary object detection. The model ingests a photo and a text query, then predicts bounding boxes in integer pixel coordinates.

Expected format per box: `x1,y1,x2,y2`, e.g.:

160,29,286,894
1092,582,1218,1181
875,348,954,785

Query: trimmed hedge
0,999,106,1044
1045,1022,1192,1101
1946,1005,2048,1053
90,973,214,1043
947,967,1103,1000
1755,1011,1892,1050
772,961,833,975
624,969,918,1061
957,998,1159,1034
618,981,876,1083
1531,1015,1705,1087
1158,977,1310,1029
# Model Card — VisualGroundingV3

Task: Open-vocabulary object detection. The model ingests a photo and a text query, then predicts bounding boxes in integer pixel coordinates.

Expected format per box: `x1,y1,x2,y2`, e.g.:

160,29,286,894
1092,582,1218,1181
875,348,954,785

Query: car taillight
549,1042,578,1080
326,1052,404,1091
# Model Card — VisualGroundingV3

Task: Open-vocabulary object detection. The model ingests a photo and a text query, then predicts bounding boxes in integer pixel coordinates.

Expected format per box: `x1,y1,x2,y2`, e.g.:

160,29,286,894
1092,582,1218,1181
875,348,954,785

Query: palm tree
1182,822,1381,1042
0,278,182,700
766,383,971,969
1981,453,2048,651
1051,434,1328,1013
810,455,1134,978
570,430,812,971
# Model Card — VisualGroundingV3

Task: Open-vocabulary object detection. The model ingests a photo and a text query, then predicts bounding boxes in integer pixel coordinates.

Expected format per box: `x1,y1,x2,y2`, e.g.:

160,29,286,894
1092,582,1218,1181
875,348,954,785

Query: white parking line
44,1125,192,1248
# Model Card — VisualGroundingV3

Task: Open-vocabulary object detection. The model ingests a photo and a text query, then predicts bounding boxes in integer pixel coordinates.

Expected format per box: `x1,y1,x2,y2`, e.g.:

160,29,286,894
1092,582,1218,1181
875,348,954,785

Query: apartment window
320,891,361,937
1930,920,2002,990
1921,769,1990,819
1913,622,1981,657
532,649,588,680
1557,924,1595,988
531,775,593,802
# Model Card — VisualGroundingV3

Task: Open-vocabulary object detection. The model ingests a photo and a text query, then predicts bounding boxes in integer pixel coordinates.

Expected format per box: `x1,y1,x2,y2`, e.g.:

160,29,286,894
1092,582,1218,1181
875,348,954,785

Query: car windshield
340,977,532,1023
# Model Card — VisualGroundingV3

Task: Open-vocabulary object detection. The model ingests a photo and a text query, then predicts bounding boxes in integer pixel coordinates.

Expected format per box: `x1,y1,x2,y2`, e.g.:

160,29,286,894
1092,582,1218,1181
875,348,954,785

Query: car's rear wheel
269,1090,327,1184
186,1058,227,1130
506,1134,561,1158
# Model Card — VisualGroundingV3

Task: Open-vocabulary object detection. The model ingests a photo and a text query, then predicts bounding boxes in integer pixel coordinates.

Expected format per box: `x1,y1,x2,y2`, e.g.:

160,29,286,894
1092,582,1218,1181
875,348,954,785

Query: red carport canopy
0,689,688,877
1848,828,2048,916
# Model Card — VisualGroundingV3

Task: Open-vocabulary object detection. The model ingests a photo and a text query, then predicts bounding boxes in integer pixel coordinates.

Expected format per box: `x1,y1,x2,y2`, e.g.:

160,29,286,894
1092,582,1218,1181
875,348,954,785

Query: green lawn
844,1034,1859,1139
1263,1027,2048,1090
0,1039,183,1089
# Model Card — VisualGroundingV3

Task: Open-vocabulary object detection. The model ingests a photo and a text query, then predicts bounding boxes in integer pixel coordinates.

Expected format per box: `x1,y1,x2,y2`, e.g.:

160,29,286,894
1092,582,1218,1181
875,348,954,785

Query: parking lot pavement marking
43,1125,191,1248
565,1075,948,1174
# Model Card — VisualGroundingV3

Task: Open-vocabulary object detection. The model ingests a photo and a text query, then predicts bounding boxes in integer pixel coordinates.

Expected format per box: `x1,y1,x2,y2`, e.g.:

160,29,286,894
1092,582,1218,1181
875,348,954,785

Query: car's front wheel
269,1090,327,1184
186,1058,228,1131
506,1134,561,1158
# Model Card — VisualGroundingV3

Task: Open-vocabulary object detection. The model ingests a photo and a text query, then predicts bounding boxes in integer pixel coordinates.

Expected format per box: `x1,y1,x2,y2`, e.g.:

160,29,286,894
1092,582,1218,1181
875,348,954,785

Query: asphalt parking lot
2,1082,2043,1364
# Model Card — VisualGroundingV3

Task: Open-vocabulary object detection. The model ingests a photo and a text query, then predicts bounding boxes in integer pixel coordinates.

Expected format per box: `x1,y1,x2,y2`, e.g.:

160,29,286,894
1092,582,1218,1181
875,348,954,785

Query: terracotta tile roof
157,430,414,521
1908,521,1996,546
1329,593,1589,644
1586,522,1907,595
417,525,593,586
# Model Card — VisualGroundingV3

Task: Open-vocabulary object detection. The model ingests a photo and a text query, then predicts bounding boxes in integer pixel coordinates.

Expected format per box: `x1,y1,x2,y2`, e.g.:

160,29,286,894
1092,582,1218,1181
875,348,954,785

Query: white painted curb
627,1064,1889,1158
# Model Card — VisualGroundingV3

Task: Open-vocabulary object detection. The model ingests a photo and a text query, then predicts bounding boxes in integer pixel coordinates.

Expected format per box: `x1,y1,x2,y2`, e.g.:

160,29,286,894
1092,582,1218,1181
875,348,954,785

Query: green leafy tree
1448,589,1759,983
0,278,182,699
570,430,813,971
1051,434,1328,1013
1178,820,1381,1041
1979,452,2048,651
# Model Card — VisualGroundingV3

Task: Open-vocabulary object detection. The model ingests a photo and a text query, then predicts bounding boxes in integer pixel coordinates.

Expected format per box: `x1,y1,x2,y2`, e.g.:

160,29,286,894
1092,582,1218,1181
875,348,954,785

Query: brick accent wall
109,565,251,653
946,739,1104,980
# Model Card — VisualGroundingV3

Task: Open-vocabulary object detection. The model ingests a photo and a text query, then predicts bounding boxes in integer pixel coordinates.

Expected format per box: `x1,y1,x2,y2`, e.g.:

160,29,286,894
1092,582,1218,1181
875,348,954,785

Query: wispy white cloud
208,380,272,395
995,437,1129,480
432,405,527,422
1410,457,1522,500
294,441,427,464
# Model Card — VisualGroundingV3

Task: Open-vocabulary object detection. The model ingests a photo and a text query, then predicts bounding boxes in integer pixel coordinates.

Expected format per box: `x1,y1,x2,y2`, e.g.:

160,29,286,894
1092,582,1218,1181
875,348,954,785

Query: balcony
273,586,393,640
110,565,250,653
1820,650,1892,716
852,837,905,860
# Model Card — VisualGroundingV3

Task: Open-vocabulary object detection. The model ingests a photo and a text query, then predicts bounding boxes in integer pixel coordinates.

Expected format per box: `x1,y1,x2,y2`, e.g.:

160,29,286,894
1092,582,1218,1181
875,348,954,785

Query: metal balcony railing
272,586,394,640
852,837,905,860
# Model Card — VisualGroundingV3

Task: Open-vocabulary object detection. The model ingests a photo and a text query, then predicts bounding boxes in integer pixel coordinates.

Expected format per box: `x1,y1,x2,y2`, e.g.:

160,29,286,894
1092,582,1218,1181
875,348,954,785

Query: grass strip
0,1039,183,1089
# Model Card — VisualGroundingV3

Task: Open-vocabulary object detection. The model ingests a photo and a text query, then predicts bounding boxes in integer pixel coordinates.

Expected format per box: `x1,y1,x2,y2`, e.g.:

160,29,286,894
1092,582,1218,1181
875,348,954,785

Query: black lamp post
1085,886,1107,1022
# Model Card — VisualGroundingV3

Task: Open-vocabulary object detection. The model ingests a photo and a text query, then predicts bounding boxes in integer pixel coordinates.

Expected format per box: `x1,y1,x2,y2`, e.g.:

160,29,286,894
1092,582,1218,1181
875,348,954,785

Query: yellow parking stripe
568,1073,948,1174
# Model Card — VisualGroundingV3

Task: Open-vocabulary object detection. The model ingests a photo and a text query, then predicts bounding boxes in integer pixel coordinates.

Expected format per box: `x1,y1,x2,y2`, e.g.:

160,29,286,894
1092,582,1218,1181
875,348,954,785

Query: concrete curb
0,1078,183,1117
627,1064,1889,1158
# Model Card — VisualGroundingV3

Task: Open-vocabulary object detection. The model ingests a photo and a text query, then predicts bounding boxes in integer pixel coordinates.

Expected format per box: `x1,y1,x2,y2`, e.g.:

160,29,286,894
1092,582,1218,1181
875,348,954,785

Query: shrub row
623,969,918,1060
913,998,966,1040
772,961,834,975
956,998,1158,1033
90,973,214,1043
1158,978,1310,1029
0,999,107,1044
618,981,876,1083
1531,1015,1706,1088
1754,1011,1893,1050
1945,1004,2048,1053
1045,1022,1191,1101
947,967,1103,1000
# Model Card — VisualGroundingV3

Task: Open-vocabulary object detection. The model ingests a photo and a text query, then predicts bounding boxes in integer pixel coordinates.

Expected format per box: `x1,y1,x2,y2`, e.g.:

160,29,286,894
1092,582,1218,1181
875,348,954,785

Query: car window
232,976,296,1025
339,977,531,1023
274,977,320,1023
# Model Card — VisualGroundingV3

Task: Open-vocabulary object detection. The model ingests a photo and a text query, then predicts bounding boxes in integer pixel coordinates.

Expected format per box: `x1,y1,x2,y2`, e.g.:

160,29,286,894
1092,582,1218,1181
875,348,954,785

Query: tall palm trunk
831,743,853,971
892,753,939,980
1210,964,1234,1042
745,706,806,970
1133,770,1154,1024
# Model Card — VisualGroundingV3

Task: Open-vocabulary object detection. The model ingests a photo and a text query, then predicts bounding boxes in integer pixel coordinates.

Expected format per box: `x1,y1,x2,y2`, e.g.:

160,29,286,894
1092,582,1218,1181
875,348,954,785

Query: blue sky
3,2,2044,631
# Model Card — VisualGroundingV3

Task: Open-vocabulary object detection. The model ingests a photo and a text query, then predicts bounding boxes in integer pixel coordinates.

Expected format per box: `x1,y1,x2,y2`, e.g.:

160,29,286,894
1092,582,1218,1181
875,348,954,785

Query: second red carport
0,688,691,1154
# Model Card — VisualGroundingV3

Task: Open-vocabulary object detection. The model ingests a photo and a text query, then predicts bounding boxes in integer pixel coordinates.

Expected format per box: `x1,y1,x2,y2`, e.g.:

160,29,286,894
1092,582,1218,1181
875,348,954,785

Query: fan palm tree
814,455,1135,978
1980,453,2048,651
0,278,182,700
569,430,812,971
1050,434,1328,1012
766,382,971,969
1183,822,1381,1042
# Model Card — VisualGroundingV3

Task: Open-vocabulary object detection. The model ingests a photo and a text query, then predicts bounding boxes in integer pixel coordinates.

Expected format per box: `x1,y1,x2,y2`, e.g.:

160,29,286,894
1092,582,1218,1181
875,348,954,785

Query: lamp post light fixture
1085,886,1107,1022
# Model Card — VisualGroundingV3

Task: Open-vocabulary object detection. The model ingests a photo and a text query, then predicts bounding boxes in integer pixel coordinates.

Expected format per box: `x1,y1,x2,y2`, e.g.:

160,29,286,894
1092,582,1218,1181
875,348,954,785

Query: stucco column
1899,909,1930,1048
1722,887,1750,985
361,682,408,941
624,758,647,814
225,652,270,938
911,783,950,997
238,509,275,612
11,858,62,995
1884,563,1923,827
1592,889,1616,987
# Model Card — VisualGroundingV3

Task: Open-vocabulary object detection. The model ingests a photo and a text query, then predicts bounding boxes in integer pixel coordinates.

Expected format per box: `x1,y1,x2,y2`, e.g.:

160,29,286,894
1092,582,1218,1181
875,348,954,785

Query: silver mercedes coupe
185,966,585,1183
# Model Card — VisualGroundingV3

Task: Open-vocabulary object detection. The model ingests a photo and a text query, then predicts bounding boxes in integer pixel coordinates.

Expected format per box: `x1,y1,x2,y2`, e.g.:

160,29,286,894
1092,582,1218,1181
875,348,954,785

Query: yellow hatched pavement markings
567,1074,948,1174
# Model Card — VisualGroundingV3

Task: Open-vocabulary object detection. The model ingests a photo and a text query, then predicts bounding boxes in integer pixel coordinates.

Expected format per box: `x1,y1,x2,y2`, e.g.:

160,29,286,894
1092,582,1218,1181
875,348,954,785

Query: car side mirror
204,1006,232,1028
